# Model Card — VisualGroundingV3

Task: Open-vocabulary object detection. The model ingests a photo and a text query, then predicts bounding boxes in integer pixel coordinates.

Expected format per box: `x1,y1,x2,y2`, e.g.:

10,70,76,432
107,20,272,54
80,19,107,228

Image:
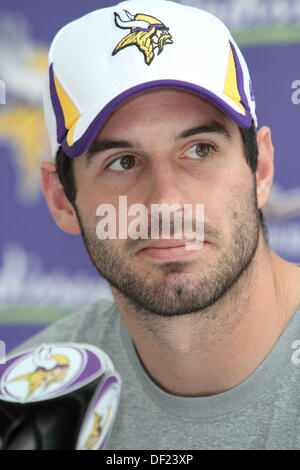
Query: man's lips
141,239,199,249
138,239,206,261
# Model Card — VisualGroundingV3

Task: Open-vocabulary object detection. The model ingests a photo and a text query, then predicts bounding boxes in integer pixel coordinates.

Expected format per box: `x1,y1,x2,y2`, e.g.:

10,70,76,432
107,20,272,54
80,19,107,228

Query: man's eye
184,143,215,159
107,154,137,171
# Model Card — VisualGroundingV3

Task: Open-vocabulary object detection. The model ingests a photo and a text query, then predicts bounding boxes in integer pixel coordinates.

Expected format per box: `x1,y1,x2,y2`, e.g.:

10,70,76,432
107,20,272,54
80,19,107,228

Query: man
10,0,300,449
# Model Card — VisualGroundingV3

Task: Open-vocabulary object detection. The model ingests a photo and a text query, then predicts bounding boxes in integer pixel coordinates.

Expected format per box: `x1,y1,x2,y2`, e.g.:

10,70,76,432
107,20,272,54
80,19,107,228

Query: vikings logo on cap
112,10,173,65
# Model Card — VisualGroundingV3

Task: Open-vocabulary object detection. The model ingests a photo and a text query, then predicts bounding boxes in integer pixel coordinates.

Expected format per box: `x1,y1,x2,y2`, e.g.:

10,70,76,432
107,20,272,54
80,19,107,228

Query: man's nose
142,160,196,236
145,160,190,209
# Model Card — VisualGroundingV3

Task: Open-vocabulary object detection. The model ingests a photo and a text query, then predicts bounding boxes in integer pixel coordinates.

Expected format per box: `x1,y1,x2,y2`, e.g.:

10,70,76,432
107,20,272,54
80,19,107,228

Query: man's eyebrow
178,120,232,141
85,139,135,165
85,120,232,165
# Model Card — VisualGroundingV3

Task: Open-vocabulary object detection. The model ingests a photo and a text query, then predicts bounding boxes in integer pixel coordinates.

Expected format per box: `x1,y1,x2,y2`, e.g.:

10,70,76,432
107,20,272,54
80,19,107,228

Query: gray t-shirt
9,298,300,449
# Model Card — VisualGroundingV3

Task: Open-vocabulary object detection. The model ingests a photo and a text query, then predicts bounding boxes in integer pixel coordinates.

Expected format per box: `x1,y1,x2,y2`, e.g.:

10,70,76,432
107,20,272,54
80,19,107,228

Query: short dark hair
55,120,269,244
237,122,269,244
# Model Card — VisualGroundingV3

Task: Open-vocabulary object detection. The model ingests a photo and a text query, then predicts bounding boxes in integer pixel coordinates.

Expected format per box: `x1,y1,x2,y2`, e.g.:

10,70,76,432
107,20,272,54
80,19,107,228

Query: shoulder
9,296,119,356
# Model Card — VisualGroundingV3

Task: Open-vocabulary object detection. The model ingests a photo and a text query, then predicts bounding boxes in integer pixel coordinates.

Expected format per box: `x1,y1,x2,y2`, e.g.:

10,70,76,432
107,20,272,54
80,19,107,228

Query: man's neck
111,244,300,397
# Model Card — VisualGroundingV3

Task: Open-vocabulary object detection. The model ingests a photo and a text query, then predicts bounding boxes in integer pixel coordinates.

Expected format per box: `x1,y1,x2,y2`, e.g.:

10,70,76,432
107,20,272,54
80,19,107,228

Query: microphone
0,342,121,450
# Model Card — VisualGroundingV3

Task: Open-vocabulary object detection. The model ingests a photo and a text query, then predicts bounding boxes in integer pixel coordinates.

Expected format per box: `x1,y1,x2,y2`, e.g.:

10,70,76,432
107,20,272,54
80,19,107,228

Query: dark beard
73,185,260,318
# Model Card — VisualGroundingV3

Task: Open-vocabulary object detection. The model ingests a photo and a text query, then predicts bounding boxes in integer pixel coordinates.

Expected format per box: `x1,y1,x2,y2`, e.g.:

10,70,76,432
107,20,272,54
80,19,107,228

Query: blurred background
1,0,300,353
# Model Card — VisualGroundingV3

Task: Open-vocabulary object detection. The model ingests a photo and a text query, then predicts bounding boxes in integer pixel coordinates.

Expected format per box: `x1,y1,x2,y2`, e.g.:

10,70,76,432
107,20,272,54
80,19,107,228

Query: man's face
72,88,260,317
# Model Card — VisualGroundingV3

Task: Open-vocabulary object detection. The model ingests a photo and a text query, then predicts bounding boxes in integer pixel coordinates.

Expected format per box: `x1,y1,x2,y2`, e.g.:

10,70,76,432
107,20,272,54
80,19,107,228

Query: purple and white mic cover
0,343,114,403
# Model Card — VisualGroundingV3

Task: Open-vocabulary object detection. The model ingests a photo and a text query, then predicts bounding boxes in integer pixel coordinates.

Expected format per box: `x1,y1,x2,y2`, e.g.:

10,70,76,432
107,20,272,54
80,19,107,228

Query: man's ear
255,126,274,210
40,161,81,234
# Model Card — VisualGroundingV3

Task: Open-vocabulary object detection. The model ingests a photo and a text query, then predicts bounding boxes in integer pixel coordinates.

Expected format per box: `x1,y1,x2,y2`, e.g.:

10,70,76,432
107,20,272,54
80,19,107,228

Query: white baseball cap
43,0,257,160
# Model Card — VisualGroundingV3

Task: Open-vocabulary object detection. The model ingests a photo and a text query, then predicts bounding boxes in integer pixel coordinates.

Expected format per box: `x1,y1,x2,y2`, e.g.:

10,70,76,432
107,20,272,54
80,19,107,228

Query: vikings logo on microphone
81,409,111,450
112,10,173,65
9,345,69,401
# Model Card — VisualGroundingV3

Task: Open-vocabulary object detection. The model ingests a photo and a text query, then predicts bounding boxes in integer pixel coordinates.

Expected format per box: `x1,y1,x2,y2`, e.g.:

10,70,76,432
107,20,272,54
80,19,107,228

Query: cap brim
60,79,254,158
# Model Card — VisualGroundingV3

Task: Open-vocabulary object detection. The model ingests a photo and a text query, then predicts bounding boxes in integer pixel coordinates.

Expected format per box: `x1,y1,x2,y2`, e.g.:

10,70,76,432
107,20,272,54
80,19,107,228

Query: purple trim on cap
131,23,164,32
49,63,68,144
61,80,253,158
249,79,255,102
229,41,251,116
